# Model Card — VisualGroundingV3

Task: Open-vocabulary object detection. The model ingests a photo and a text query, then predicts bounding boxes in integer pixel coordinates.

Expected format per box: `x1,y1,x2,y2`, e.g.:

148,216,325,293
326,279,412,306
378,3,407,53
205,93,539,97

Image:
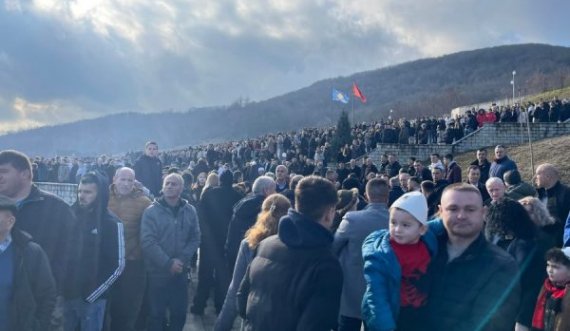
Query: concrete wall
452,122,570,154
363,122,570,165
368,144,452,164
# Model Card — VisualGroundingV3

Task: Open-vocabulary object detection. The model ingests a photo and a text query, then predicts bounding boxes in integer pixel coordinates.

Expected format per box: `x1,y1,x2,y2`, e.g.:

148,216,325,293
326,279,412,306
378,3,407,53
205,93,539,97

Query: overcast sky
0,0,569,134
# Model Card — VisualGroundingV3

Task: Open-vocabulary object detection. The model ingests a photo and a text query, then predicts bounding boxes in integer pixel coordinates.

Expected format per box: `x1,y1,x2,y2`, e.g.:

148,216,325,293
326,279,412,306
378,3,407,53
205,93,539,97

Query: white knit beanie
390,191,428,225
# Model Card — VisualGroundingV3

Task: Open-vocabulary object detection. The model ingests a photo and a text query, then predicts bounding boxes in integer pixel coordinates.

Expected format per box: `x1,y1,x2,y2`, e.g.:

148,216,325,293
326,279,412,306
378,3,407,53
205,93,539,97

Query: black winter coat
237,210,343,331
225,194,265,270
9,230,56,331
15,185,78,296
538,181,570,247
506,232,554,327
426,234,520,331
199,185,244,254
134,155,163,196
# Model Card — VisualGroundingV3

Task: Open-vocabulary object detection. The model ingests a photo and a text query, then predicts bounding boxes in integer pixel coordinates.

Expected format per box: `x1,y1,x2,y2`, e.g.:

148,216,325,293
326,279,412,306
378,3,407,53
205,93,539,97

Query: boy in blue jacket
362,191,437,331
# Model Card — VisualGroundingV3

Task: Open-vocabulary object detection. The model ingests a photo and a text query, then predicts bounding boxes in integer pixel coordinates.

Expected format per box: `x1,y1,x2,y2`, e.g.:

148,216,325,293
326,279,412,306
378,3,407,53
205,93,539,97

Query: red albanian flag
352,82,367,103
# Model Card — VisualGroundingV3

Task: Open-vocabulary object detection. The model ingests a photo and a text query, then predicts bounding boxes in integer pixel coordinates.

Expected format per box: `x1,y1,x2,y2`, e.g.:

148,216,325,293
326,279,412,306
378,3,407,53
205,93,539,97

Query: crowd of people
29,97,570,188
3,131,570,331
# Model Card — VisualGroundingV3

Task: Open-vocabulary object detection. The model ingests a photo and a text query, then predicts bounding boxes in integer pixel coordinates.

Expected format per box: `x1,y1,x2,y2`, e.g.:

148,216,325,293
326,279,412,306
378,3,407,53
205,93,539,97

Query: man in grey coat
332,178,390,331
141,173,201,331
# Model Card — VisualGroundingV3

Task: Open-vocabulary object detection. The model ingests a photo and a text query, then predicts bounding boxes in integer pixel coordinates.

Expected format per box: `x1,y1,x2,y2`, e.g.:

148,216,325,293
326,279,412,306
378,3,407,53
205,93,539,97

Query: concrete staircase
364,122,570,164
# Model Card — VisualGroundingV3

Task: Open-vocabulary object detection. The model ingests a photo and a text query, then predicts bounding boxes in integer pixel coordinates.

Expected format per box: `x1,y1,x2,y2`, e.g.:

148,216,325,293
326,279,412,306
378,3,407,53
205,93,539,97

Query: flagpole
351,93,355,126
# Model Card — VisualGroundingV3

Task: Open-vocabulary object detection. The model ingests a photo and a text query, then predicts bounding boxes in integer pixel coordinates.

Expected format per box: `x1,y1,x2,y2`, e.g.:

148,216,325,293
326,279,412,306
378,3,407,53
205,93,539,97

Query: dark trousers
148,274,188,331
110,260,147,331
192,243,230,312
338,315,365,331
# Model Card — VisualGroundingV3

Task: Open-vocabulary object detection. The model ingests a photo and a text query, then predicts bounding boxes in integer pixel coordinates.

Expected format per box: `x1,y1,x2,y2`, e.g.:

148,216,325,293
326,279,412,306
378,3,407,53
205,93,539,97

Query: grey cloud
0,0,568,133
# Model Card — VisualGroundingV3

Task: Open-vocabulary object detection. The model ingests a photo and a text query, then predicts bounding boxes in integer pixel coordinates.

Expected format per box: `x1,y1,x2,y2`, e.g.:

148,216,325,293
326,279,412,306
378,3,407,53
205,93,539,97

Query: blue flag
332,88,349,104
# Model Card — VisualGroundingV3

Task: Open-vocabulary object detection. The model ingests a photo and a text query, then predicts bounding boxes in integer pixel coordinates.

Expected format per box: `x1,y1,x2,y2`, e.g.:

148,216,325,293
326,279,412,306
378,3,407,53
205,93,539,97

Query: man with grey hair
225,176,276,271
485,177,506,204
141,173,201,331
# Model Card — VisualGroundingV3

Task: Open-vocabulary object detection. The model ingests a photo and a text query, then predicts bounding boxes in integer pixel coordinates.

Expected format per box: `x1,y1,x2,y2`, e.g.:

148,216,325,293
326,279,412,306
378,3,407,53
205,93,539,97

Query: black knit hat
220,170,234,187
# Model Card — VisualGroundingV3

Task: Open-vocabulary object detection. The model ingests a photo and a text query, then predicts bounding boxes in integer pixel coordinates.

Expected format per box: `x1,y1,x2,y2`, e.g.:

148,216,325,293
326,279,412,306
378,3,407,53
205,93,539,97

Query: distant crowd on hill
28,97,570,186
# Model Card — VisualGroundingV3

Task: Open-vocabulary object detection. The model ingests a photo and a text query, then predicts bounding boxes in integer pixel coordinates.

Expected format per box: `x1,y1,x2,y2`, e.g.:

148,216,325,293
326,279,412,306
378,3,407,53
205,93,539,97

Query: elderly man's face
535,166,554,189
486,181,505,202
399,173,410,190
114,169,135,196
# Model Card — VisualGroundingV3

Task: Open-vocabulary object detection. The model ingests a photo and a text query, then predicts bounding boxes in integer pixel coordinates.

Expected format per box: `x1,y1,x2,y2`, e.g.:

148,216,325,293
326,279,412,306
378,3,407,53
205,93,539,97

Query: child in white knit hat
361,191,438,331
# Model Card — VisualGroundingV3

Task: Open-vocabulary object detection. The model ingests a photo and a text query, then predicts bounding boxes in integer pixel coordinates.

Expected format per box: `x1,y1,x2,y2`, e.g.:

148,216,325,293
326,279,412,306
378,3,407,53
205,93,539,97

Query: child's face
389,208,426,245
547,261,570,286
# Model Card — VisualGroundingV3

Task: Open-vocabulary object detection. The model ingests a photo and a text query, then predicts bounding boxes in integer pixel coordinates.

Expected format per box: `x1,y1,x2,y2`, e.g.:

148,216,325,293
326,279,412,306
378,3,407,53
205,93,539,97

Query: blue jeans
148,274,188,331
63,298,106,331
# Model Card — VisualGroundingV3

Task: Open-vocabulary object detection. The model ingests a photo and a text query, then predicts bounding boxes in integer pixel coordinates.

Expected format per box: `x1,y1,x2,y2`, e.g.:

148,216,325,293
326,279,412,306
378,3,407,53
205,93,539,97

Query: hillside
1,43,569,156
455,134,570,184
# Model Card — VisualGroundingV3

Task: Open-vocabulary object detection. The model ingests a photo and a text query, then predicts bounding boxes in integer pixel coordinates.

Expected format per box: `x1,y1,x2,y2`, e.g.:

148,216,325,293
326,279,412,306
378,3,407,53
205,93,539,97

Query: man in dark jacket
470,148,491,185
427,166,449,218
426,184,520,331
225,176,275,271
0,196,56,331
443,153,462,184
141,173,201,331
192,170,244,315
385,154,401,178
534,164,570,247
0,150,77,330
387,176,404,207
466,165,490,203
65,173,125,331
134,141,163,197
412,160,432,182
489,145,518,179
237,176,343,331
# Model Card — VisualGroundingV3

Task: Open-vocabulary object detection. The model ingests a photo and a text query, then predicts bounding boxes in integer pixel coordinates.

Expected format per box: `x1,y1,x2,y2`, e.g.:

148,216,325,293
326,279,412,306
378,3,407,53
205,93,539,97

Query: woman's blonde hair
200,172,219,199
518,197,555,227
245,193,291,250
204,172,219,188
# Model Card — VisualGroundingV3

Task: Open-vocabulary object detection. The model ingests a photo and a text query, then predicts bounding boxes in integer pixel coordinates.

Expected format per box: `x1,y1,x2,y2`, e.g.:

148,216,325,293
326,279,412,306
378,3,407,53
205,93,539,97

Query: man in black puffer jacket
237,176,343,331
225,176,275,272
192,170,244,315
